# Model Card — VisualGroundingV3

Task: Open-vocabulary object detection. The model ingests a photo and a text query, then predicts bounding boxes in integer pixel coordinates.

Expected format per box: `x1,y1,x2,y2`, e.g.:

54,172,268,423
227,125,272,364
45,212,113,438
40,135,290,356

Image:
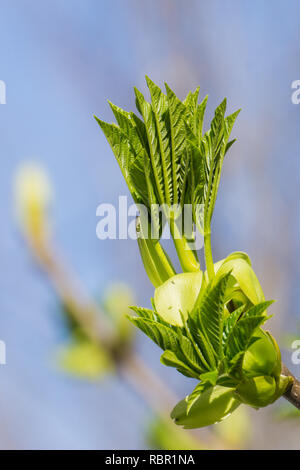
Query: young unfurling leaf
224,301,273,361
171,385,240,429
192,273,232,360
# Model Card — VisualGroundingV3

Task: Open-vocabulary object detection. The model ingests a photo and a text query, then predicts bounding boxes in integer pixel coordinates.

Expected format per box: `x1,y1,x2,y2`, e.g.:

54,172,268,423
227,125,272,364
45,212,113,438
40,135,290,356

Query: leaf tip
94,115,103,126
164,82,172,94
145,74,152,85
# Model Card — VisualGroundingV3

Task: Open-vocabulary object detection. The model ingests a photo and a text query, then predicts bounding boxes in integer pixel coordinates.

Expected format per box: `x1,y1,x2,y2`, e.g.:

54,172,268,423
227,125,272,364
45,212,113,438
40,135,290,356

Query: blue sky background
0,0,300,449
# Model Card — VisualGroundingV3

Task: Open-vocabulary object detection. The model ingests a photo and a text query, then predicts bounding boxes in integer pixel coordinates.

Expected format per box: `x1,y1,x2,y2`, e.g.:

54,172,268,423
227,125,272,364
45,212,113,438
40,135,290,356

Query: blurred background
0,0,300,450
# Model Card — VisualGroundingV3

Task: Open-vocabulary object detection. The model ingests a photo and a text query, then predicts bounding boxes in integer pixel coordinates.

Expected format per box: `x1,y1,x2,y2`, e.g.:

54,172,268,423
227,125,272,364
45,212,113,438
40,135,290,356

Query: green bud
243,329,281,378
154,272,203,326
235,376,277,407
275,374,294,400
171,385,241,429
211,252,265,305
235,374,292,408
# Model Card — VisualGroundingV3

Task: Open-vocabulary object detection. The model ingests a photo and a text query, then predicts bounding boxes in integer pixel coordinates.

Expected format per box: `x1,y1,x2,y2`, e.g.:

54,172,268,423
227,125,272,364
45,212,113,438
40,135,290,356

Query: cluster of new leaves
128,273,271,391
95,77,240,236
96,78,295,422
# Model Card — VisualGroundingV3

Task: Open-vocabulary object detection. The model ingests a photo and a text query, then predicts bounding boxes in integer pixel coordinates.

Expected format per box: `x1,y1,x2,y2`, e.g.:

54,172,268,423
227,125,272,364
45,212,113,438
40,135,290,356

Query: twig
28,238,115,346
281,364,300,410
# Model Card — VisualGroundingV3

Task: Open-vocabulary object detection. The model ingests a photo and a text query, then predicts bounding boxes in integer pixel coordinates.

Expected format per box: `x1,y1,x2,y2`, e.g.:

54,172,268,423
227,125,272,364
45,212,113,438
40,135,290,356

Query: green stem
137,217,176,286
169,217,200,272
204,230,214,281
154,241,176,279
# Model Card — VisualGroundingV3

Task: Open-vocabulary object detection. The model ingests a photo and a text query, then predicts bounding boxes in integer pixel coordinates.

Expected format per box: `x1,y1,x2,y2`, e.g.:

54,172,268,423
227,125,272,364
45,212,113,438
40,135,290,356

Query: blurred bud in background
55,283,135,382
102,283,135,346
146,416,203,450
14,163,52,244
213,406,251,448
56,332,115,382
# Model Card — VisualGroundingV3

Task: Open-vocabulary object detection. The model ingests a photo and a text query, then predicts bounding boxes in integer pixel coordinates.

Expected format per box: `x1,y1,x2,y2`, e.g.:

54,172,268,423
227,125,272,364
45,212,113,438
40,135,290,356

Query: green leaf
217,374,239,388
184,87,200,133
143,154,163,237
108,101,138,146
127,316,179,352
186,318,217,370
110,104,152,206
223,305,245,344
130,306,157,321
195,95,208,142
165,83,190,205
225,302,272,361
180,316,212,371
134,87,165,205
225,139,236,155
243,300,274,319
186,380,211,413
146,77,173,205
197,101,240,231
178,333,207,375
160,350,199,378
215,256,265,305
195,273,231,360
171,385,240,429
224,251,252,266
95,118,135,193
154,272,203,326
210,98,226,152
95,115,149,207
225,317,266,360
131,304,176,329
224,109,241,143
199,370,219,386
227,351,246,380
130,112,149,152
183,87,200,111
